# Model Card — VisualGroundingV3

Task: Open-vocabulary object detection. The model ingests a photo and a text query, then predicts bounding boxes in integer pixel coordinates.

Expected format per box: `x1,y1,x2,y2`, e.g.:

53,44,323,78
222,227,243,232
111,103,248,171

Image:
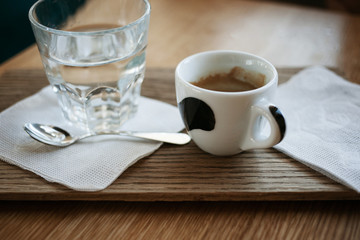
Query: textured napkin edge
274,145,359,193
275,66,360,193
0,86,50,117
0,140,162,192
0,85,184,192
279,65,360,89
60,144,161,191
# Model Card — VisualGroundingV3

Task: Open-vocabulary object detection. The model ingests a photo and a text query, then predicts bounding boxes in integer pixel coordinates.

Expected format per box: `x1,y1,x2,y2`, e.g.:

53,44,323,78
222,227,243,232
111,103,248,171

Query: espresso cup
175,50,286,156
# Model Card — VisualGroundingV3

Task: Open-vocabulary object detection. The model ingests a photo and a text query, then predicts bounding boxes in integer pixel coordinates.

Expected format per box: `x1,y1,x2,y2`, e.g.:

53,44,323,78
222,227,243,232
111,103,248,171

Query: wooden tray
0,68,358,201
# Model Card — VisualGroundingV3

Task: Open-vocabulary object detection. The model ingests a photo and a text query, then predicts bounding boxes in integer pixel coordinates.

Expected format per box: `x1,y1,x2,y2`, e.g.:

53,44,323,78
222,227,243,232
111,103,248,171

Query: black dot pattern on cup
178,97,215,131
269,105,286,141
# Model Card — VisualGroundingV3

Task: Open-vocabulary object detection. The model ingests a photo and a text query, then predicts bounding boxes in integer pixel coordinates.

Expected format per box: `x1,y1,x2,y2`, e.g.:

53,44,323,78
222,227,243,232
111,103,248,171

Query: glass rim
28,0,151,36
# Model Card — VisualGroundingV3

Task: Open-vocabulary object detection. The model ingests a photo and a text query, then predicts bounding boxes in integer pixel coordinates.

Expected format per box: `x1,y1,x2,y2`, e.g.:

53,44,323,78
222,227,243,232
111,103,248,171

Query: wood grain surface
0,67,358,201
1,0,360,239
0,200,359,240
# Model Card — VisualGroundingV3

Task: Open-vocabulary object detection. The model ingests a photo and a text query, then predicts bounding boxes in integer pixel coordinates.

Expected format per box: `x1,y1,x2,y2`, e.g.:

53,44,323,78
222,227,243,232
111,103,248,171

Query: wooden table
1,0,359,239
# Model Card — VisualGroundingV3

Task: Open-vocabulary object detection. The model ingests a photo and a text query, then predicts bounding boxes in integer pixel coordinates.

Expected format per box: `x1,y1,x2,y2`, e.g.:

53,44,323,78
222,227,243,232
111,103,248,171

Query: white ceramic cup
175,50,286,156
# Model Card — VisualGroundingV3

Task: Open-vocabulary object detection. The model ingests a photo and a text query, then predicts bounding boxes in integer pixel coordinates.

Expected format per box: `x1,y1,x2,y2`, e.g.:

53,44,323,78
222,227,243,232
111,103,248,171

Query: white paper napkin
275,66,360,192
0,86,184,191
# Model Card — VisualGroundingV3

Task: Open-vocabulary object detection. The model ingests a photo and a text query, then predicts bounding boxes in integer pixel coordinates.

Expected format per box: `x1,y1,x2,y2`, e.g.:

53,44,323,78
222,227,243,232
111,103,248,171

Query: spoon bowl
24,123,191,147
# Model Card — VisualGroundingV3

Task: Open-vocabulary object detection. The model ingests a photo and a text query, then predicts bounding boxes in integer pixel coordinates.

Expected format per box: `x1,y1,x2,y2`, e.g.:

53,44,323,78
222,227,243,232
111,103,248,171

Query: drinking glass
29,0,150,132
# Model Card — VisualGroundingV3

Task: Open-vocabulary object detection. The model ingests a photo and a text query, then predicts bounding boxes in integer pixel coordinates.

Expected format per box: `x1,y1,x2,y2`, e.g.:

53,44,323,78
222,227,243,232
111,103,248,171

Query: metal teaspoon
23,123,191,147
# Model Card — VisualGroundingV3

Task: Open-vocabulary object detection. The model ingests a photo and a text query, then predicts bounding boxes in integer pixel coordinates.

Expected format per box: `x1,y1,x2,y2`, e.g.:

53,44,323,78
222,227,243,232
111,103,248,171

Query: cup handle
241,100,286,151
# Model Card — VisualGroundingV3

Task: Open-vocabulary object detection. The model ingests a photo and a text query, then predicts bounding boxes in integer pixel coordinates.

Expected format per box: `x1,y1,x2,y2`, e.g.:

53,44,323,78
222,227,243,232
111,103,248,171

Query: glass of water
29,0,150,132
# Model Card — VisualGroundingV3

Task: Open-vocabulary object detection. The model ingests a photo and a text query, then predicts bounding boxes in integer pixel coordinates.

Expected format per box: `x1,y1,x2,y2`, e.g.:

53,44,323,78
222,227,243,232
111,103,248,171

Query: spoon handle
125,131,191,145
83,131,191,145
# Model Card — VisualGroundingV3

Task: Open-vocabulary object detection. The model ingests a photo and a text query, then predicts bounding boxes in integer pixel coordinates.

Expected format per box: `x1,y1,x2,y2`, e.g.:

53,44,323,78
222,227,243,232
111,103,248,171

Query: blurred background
0,0,37,63
0,0,359,64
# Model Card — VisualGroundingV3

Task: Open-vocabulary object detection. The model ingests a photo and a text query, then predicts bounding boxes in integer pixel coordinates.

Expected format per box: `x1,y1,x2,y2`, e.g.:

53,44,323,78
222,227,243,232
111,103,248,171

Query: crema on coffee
191,66,265,92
